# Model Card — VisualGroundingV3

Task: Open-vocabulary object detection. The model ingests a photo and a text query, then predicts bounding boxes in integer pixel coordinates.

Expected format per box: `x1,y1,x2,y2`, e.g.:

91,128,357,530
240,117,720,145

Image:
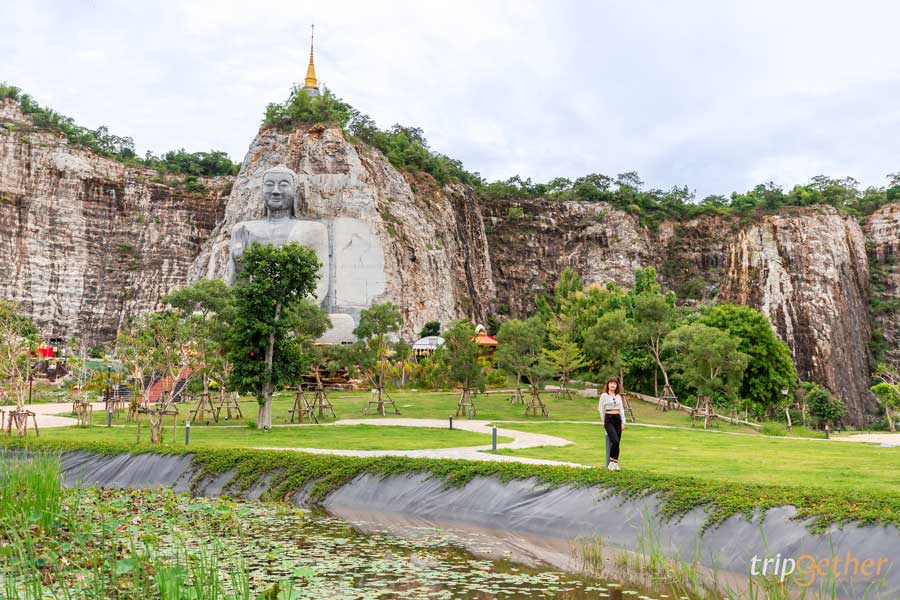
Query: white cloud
2,0,900,198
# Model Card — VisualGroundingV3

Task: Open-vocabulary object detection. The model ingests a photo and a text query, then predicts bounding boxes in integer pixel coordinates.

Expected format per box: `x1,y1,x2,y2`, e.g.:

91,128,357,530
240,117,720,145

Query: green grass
71,389,762,430
490,421,899,493
33,423,509,451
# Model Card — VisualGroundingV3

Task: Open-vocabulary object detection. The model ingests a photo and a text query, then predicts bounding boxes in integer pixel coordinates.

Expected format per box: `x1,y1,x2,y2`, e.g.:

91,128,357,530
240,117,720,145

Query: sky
3,0,900,199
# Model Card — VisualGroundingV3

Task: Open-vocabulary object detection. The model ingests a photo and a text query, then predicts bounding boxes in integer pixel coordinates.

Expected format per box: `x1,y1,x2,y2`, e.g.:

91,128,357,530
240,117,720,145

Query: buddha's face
262,171,295,215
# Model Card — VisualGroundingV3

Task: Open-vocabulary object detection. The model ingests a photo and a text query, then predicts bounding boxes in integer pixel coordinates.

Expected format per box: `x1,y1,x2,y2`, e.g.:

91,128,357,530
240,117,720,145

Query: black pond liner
13,450,900,599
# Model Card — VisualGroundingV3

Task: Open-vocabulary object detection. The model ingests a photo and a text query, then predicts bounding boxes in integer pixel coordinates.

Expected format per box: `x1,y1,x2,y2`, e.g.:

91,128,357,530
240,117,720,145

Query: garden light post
492,426,497,450
185,419,191,445
449,416,453,430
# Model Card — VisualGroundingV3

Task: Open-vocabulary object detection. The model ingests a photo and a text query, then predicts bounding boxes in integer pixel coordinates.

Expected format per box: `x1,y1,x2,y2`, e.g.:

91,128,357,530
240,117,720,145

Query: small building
412,335,444,358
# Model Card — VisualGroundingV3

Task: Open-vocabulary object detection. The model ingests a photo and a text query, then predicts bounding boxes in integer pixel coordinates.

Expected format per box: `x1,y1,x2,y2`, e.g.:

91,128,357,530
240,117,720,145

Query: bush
804,383,846,428
486,369,507,388
760,422,787,437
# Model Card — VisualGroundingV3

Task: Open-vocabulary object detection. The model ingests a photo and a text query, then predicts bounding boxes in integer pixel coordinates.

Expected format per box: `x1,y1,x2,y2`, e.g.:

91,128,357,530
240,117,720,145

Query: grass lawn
35,423,509,451
490,421,900,494
70,388,765,431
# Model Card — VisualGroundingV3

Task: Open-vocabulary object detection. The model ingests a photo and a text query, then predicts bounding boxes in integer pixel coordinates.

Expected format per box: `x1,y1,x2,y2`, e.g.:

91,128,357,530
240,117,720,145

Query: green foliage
542,314,588,387
351,302,403,388
263,87,354,131
418,321,441,338
262,86,481,186
480,172,898,226
583,309,636,383
803,383,846,428
1,83,238,177
433,321,485,392
698,304,797,417
495,316,546,387
163,279,236,394
661,322,749,405
0,301,39,406
228,242,322,427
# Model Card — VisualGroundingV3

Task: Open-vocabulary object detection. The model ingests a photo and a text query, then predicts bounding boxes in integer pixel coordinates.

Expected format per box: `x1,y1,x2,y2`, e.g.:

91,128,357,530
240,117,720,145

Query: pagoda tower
302,25,320,97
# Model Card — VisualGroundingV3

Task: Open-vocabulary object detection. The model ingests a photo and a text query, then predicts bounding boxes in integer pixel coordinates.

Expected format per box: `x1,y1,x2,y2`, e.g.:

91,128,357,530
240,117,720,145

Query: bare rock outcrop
190,124,494,337
0,100,228,345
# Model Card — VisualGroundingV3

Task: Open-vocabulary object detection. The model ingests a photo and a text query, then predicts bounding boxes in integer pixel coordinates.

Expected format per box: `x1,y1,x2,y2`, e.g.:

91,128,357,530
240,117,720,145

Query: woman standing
598,378,626,470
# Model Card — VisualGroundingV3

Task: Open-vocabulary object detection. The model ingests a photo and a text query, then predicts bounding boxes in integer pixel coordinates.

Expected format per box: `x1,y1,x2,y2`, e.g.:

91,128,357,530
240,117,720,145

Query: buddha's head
262,166,297,218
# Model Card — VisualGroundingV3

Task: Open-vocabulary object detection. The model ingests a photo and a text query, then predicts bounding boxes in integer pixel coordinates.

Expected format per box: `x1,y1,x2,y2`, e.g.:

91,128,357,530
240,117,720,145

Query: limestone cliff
864,204,900,370
484,199,876,424
190,124,494,337
0,99,228,345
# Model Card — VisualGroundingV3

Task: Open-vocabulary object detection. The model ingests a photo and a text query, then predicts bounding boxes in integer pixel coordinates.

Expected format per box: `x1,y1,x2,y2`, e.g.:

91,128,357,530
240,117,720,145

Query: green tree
0,301,39,408
495,316,546,393
699,304,797,417
352,302,403,415
633,292,676,396
542,314,588,396
871,364,900,432
115,315,158,413
661,322,749,407
164,279,235,399
804,383,846,429
436,321,486,407
419,321,441,338
584,309,636,389
229,242,322,429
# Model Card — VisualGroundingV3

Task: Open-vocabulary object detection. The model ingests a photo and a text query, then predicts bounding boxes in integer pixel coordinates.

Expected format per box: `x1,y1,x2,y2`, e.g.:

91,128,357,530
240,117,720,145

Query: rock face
484,199,875,424
0,100,228,345
190,124,495,337
864,204,900,371
720,208,874,423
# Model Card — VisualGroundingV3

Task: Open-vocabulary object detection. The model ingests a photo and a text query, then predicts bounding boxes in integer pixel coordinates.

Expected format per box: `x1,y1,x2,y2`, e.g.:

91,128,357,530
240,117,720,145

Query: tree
419,321,441,338
495,316,546,398
699,304,797,417
229,242,322,429
435,321,485,417
391,338,415,387
115,315,158,416
804,383,846,430
661,323,749,407
584,309,636,389
352,302,403,415
542,314,588,398
871,364,900,431
632,292,676,397
164,279,235,400
0,301,38,409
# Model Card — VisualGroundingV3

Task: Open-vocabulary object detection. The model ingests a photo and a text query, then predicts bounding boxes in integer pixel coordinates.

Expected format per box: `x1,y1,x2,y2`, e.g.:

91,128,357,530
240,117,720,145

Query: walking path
258,418,586,468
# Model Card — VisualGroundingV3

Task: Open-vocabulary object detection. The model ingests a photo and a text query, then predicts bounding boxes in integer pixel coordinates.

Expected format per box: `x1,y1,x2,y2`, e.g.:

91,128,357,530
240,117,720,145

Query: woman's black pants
604,414,623,461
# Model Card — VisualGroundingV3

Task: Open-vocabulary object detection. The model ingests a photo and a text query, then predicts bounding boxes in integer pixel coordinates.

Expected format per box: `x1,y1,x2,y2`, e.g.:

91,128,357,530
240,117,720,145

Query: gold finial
304,24,318,89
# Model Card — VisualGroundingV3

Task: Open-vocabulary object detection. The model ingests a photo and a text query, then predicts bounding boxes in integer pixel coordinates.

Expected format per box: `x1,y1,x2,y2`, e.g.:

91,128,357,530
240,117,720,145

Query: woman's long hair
603,378,620,395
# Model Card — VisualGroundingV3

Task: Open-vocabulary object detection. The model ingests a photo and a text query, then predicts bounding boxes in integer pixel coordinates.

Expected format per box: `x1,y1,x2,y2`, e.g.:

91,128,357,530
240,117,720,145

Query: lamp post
781,388,791,431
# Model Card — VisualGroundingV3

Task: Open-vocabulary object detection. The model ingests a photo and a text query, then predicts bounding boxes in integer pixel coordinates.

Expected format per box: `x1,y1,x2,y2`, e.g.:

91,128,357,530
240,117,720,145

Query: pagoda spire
303,24,319,95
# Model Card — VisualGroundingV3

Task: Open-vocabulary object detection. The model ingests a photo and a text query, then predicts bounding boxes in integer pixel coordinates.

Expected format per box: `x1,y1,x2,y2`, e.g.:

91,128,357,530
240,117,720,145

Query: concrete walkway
8,401,107,429
257,418,586,468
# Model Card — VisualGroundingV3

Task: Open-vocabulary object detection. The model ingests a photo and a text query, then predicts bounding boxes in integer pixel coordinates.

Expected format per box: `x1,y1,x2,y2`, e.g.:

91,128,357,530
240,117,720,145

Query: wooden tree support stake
508,387,526,405
364,386,401,416
524,387,549,418
215,390,243,422
455,388,476,418
691,395,720,429
188,393,218,425
289,388,318,424
4,408,40,437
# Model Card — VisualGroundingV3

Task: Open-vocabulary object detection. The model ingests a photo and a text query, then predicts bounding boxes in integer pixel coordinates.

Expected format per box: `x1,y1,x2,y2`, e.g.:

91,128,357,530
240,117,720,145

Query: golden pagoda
302,25,320,96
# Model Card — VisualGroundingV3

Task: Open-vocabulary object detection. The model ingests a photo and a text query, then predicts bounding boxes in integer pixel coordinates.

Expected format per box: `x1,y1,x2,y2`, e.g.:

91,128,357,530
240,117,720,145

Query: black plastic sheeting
17,451,900,598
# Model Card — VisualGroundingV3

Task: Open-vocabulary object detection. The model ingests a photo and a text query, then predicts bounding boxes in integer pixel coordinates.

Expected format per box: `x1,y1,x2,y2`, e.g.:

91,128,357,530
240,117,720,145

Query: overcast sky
3,0,900,199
